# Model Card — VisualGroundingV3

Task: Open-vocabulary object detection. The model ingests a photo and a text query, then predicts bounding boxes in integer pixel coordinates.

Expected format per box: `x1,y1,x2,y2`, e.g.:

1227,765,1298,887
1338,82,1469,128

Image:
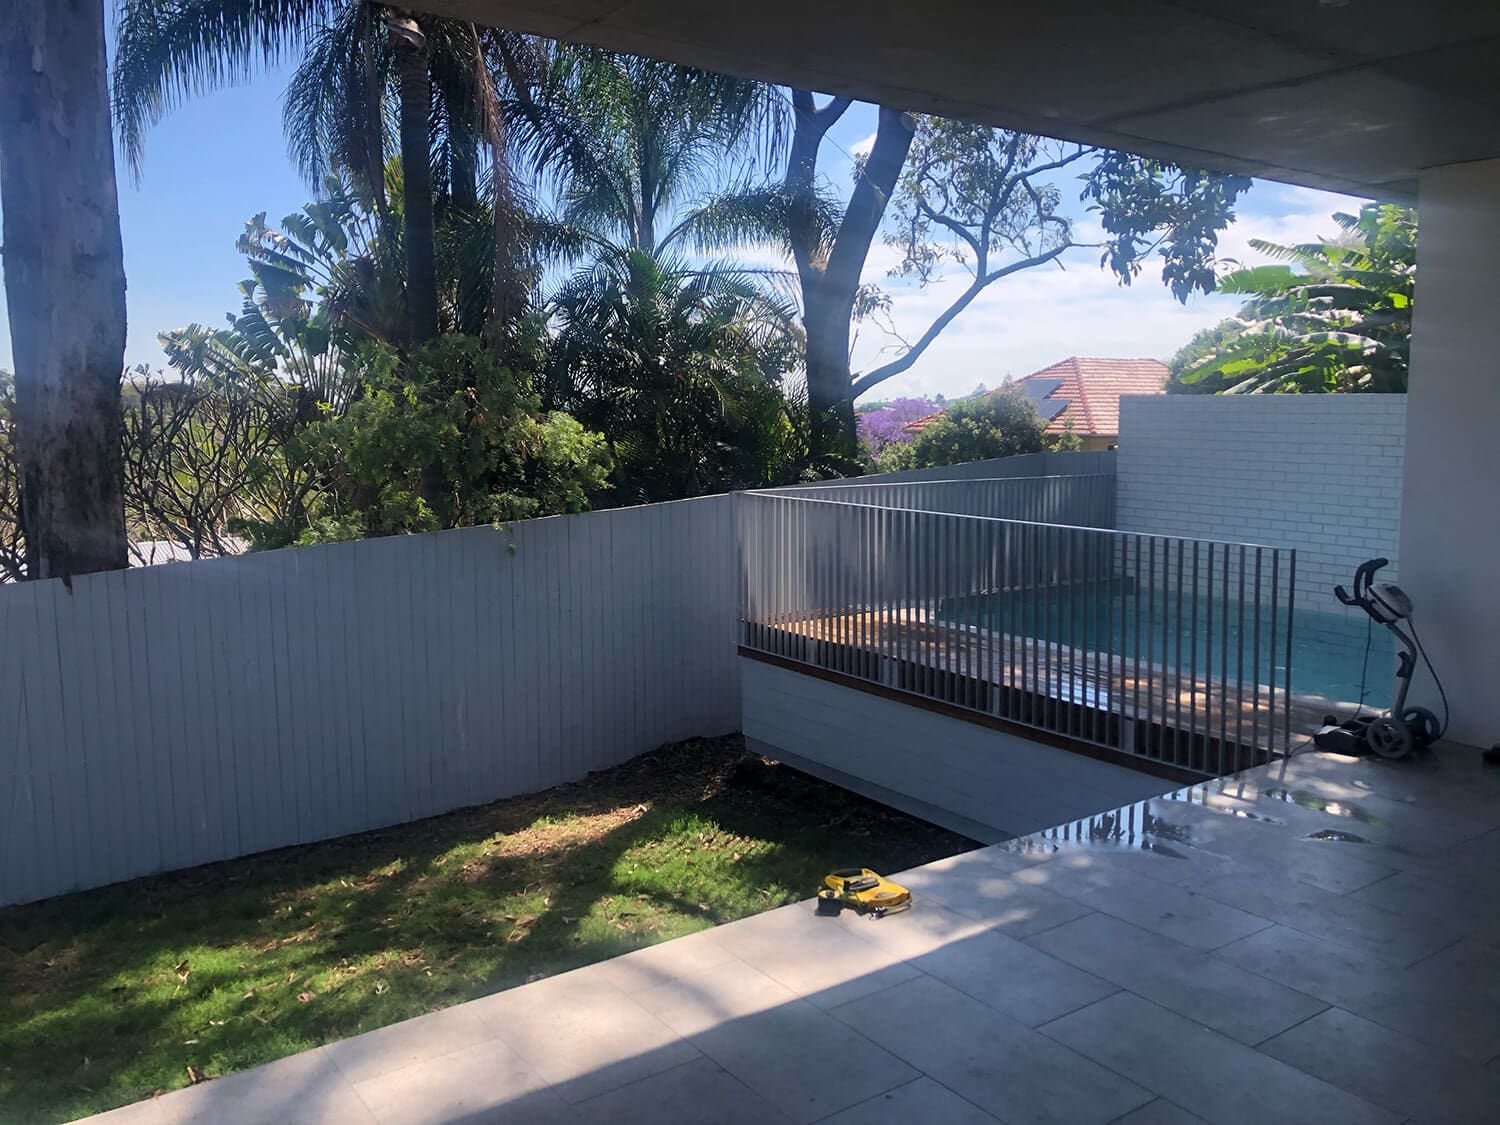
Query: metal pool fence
738,491,1296,776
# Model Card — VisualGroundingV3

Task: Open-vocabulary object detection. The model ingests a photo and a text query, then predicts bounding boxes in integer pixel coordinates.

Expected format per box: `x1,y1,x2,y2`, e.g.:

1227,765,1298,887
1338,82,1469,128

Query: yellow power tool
815,868,911,917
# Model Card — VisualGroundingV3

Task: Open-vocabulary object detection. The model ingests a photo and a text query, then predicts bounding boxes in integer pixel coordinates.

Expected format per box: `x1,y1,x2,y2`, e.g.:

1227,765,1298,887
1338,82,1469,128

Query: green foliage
1174,203,1416,394
1085,152,1253,302
300,334,611,537
876,384,1046,471
548,247,804,501
509,48,786,256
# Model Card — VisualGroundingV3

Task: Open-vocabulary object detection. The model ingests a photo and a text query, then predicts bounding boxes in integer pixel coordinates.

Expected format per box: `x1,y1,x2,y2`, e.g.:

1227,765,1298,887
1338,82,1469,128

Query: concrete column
1400,158,1500,749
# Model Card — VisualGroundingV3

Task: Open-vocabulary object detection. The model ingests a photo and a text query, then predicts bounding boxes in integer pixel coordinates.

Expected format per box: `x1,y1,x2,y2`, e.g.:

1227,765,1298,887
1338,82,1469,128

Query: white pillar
1400,158,1500,749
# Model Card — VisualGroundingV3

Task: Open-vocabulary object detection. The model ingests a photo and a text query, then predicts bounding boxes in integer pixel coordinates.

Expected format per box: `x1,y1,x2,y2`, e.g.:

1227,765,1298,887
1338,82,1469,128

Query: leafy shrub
302,334,612,537
876,383,1045,472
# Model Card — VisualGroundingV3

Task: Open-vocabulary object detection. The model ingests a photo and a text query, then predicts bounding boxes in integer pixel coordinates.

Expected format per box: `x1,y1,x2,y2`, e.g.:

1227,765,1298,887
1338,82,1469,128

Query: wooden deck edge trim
738,646,1207,787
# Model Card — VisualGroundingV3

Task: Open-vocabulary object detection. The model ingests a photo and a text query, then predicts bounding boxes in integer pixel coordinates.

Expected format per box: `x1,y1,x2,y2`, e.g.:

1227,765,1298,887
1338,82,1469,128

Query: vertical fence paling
738,492,1298,776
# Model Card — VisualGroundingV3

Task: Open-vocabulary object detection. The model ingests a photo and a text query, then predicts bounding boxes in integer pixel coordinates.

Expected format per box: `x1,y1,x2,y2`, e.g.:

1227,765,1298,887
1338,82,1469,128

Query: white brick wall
1116,395,1407,603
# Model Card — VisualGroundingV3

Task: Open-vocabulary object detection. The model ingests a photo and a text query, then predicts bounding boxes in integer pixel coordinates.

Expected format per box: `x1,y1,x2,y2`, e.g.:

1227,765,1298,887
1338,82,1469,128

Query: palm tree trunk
0,0,129,579
389,10,439,346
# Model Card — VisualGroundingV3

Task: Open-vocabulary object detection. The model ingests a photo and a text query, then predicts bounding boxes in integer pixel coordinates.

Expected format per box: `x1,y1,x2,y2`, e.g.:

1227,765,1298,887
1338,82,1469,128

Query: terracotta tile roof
903,356,1168,437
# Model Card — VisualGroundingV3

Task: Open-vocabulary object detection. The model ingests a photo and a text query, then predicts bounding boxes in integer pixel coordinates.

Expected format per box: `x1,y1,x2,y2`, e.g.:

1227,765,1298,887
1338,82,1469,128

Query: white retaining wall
1116,395,1406,599
741,659,1177,841
0,497,739,906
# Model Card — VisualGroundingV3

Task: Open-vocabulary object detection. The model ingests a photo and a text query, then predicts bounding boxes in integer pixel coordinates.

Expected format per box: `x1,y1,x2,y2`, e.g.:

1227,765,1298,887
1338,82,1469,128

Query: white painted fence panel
0,496,739,906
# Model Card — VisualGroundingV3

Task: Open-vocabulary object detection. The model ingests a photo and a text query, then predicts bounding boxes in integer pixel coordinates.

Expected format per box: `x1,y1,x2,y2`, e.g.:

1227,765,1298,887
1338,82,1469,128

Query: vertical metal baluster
1268,548,1280,760
1049,524,1061,733
921,512,931,702
1131,534,1142,757
1252,546,1264,763
1285,550,1296,758
1067,527,1079,738
1236,544,1247,775
1005,522,1016,722
1190,541,1200,769
1220,543,1230,774
1173,538,1184,769
1024,521,1035,727
1146,536,1157,759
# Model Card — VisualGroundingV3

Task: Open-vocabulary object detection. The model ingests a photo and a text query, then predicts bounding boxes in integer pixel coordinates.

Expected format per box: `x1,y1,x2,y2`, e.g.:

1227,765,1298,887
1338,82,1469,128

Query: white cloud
849,131,878,158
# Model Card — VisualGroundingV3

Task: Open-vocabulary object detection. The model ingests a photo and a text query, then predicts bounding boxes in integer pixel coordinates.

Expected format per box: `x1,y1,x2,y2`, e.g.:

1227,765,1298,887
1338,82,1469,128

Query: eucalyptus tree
1172,203,1416,393
113,1,526,346
1,1,129,578
700,101,1252,456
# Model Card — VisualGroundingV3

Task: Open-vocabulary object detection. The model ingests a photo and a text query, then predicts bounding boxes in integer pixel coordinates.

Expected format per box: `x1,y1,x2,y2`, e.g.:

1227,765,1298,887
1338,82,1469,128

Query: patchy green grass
0,736,973,1123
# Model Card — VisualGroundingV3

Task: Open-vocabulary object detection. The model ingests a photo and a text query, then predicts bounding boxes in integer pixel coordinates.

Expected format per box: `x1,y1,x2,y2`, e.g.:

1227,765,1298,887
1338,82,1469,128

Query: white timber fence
0,496,739,907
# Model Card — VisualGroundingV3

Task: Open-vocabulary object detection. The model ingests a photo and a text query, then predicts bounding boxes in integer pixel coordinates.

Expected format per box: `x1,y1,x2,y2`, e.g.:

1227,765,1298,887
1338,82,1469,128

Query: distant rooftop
907,356,1169,438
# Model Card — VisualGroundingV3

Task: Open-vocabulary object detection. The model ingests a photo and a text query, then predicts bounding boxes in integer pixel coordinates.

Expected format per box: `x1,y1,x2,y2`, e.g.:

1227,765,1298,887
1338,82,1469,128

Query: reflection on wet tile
1264,787,1382,824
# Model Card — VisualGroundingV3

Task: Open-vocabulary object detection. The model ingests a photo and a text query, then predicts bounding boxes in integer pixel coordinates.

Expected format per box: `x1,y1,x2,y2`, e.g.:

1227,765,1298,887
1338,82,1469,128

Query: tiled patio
86,747,1500,1125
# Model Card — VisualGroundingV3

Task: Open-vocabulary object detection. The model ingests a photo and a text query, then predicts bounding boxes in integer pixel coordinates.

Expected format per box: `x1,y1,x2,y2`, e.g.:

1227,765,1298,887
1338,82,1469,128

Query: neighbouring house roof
904,356,1169,439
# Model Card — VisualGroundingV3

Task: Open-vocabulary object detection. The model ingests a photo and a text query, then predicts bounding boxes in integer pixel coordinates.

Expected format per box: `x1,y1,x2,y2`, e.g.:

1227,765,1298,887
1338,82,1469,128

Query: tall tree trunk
785,94,915,460
359,3,388,217
389,11,439,346
0,0,128,580
489,138,526,329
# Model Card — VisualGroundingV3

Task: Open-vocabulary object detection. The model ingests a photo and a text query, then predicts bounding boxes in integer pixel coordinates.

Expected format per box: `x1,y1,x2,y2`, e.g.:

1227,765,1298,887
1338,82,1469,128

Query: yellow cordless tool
815,868,911,917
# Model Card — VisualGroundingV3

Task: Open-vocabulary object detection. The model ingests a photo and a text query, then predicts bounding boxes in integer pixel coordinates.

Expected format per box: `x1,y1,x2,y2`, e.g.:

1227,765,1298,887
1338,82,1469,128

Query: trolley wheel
1366,716,1414,760
1401,706,1441,748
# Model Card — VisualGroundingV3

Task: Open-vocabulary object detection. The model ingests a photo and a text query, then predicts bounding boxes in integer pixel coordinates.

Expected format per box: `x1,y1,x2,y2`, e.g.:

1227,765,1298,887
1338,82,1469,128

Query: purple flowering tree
856,397,937,456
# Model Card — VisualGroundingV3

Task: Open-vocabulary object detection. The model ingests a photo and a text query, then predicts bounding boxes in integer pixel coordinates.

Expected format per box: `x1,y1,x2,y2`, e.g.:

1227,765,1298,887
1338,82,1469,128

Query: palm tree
548,246,802,501
1174,203,1416,393
507,49,786,259
113,1,523,346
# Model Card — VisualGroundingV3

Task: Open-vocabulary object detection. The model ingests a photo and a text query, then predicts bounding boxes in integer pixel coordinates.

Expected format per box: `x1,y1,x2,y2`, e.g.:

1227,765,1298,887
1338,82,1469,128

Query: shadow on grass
0,736,974,1123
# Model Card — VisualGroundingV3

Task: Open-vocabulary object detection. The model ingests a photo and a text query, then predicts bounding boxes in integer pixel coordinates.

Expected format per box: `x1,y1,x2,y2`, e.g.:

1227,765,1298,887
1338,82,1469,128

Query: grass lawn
0,736,973,1123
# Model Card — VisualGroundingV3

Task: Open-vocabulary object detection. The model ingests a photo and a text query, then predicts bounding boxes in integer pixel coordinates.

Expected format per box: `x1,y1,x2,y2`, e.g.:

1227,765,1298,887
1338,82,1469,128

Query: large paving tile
896,849,1093,938
707,900,909,998
1215,923,1500,1064
1111,1099,1209,1125
1403,935,1500,1002
469,969,698,1103
910,926,1118,1027
817,1076,999,1123
1258,1006,1500,1125
686,995,918,1123
349,1036,566,1125
1350,868,1500,940
1027,912,1327,1044
832,976,1152,1125
1019,861,1271,951
570,1057,794,1125
634,959,800,1037
1039,992,1400,1125
1177,869,1460,964
586,928,737,995
82,1047,375,1125
323,1002,496,1087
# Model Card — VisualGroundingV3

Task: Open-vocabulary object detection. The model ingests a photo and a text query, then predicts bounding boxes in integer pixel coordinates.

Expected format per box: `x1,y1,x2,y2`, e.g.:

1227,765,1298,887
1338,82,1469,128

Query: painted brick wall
1116,394,1407,602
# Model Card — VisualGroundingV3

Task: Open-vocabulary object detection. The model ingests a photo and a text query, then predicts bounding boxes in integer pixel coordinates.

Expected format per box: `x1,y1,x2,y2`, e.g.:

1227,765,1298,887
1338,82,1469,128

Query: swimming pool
939,583,1391,707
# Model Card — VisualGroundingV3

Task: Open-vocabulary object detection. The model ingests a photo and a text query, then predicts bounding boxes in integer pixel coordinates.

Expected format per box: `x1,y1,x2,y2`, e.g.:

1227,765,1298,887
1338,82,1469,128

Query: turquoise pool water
940,584,1391,707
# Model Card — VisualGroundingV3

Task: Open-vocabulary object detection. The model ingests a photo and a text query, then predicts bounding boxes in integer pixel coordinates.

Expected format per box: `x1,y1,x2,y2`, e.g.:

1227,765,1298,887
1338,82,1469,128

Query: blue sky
0,11,1364,402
